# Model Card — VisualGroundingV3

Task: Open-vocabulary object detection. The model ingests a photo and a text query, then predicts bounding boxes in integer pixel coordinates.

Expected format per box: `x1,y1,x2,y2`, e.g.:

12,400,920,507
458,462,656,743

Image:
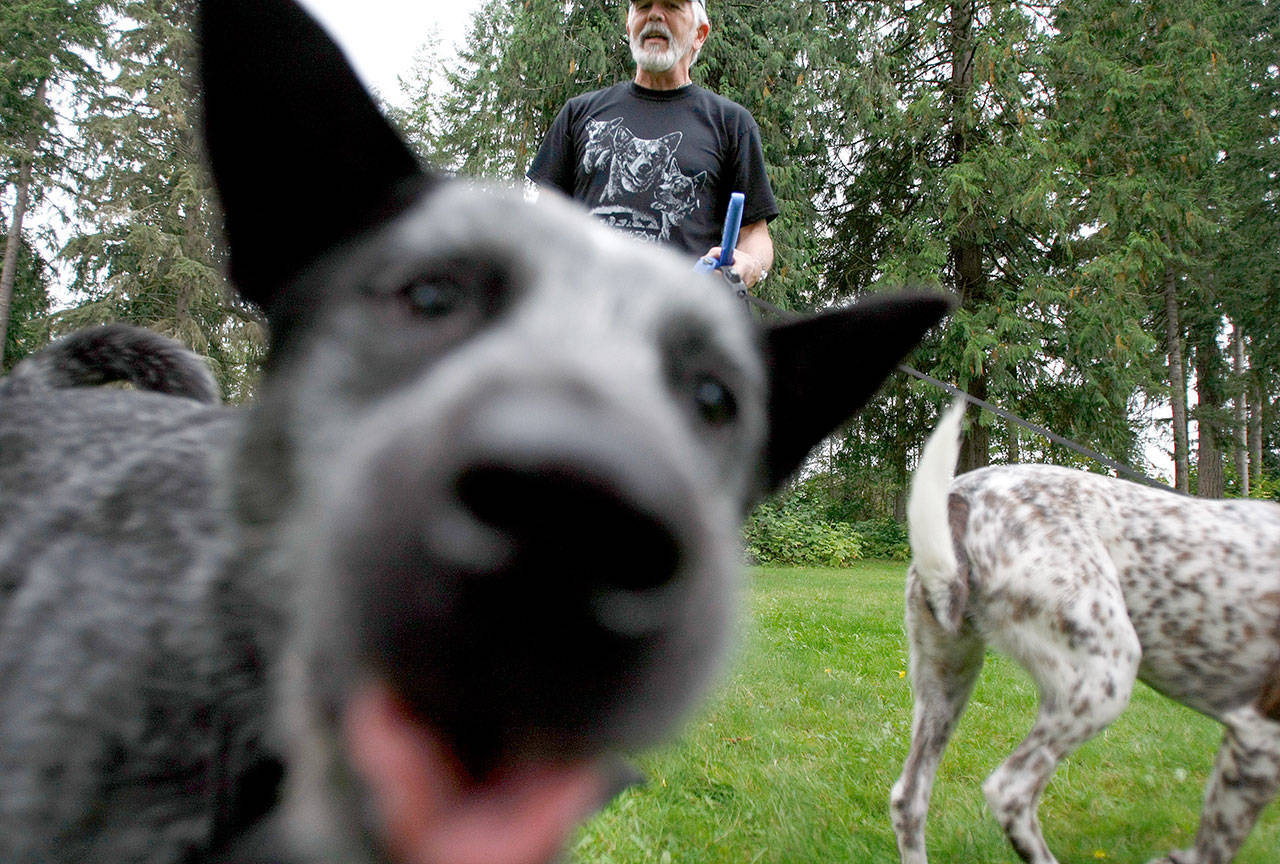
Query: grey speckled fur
0,1,949,862
2,323,220,404
892,400,1280,864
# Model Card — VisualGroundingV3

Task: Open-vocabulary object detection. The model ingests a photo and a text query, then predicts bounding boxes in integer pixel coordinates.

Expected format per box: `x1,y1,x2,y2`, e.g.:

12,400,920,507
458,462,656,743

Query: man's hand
705,246,764,288
703,218,774,289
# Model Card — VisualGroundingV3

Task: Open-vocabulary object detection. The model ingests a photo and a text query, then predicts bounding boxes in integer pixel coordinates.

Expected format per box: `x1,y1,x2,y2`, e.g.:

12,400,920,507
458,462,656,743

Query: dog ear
761,293,953,491
198,0,434,309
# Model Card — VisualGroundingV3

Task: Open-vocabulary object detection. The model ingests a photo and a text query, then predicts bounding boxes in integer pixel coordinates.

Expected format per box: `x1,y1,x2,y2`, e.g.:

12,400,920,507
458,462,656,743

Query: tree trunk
1248,379,1263,477
1164,270,1190,493
891,439,909,522
1233,328,1248,496
0,79,46,367
958,378,988,474
1192,336,1225,499
1196,423,1225,498
948,0,990,473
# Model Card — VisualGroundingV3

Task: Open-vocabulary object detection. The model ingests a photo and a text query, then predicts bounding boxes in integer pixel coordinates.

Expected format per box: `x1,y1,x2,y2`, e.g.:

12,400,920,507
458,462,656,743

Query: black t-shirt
527,82,779,257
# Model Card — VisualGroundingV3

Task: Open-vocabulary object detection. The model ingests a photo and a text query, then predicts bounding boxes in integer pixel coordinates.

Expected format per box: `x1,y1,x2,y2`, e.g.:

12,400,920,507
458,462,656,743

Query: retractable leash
694,191,745,277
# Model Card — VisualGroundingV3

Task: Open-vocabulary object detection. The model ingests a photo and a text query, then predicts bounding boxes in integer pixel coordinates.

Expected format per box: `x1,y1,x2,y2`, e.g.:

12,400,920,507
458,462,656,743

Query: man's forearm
737,220,773,273
730,219,773,288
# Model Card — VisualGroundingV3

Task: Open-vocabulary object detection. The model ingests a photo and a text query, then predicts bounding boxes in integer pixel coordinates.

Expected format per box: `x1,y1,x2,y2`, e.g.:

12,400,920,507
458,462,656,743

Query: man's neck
633,65,693,91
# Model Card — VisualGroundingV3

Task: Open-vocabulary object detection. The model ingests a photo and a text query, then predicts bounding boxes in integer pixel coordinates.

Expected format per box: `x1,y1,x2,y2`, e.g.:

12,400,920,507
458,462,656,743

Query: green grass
570,563,1280,863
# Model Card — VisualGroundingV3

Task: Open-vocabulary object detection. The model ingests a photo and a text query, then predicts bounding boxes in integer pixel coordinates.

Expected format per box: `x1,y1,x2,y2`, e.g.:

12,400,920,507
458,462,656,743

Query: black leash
736,285,1173,492
894,364,1171,491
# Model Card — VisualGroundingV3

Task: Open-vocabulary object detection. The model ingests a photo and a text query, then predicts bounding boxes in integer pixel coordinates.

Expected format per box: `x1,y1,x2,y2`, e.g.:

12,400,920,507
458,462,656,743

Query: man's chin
631,50,678,73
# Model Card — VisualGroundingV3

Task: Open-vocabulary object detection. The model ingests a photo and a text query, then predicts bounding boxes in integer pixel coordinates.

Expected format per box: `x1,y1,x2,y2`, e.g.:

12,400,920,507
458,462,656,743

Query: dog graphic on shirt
602,128,683,199
583,118,623,172
653,163,706,230
585,119,705,244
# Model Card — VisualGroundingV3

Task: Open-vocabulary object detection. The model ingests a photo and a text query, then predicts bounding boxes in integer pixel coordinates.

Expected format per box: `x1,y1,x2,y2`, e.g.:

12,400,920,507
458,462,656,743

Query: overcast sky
295,0,482,103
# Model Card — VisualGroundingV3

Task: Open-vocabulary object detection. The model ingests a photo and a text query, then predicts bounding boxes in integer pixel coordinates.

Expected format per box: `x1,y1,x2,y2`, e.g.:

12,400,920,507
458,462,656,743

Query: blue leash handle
694,191,745,273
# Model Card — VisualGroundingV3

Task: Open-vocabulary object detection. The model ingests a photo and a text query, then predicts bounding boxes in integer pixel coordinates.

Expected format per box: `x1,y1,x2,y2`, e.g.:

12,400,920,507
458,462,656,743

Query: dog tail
907,397,967,633
7,324,220,404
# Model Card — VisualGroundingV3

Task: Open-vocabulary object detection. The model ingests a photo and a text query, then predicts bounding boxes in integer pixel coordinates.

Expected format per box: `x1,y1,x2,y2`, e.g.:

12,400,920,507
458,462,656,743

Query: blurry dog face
256,183,769,775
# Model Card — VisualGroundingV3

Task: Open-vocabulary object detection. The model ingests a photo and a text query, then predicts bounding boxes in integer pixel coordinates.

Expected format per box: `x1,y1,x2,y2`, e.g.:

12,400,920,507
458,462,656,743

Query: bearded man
527,0,777,289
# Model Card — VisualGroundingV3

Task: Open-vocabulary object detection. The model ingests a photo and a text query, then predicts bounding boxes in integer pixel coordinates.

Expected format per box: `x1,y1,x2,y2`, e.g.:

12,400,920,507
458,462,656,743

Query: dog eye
692,375,736,426
402,278,466,318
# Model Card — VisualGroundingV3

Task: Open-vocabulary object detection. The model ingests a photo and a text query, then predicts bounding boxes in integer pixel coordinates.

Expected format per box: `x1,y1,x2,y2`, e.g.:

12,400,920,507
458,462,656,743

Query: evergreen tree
0,0,116,363
60,0,264,399
1047,0,1271,493
396,0,627,181
823,0,1154,482
1207,0,1280,488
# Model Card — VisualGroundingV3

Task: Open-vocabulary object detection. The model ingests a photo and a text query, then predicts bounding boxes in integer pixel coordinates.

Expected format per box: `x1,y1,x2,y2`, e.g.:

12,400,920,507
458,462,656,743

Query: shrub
850,517,912,561
744,500,865,567
747,488,914,566
1252,473,1280,502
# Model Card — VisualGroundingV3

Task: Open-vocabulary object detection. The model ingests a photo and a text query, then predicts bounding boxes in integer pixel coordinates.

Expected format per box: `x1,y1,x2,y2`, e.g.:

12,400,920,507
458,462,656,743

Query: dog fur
2,323,221,403
0,1,949,862
892,399,1280,864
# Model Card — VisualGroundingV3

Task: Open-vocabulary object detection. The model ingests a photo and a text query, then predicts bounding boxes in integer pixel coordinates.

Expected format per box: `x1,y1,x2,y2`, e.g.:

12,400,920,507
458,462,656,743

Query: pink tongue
344,683,616,864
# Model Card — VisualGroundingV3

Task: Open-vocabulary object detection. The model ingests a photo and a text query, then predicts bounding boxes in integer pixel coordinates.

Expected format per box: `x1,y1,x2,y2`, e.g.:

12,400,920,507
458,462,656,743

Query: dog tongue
343,682,637,864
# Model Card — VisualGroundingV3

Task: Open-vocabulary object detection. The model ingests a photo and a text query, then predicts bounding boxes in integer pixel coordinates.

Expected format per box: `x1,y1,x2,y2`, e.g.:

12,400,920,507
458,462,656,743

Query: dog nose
443,389,702,635
455,462,682,595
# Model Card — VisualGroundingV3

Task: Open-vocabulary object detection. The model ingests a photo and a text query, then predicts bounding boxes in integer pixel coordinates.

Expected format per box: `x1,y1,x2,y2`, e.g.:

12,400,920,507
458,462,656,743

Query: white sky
295,0,484,103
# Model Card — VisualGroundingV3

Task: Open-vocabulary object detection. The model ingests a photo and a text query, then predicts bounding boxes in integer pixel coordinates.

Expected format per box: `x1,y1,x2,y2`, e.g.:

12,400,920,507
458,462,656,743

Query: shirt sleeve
526,102,577,194
732,114,779,226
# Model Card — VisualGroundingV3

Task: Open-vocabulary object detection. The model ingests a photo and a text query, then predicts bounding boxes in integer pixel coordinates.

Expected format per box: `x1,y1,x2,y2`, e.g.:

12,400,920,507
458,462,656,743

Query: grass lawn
570,563,1280,863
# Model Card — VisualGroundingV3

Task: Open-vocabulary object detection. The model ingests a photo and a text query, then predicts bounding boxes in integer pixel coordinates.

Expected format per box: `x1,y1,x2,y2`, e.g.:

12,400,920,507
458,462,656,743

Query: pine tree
0,0,116,363
60,0,264,399
821,0,1155,485
396,0,625,181
0,222,53,371
1048,0,1258,492
1206,0,1280,488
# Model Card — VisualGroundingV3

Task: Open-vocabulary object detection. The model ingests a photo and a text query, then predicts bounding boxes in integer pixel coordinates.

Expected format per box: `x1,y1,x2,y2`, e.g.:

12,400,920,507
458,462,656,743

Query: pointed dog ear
198,0,434,309
761,292,953,491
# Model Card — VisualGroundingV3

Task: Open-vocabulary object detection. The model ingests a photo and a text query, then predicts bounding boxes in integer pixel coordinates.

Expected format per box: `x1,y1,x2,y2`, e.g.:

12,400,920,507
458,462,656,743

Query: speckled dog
892,399,1280,864
0,1,949,862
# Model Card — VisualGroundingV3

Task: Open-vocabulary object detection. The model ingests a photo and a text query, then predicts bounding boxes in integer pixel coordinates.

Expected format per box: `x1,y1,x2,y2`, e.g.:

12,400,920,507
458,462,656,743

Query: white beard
630,25,694,73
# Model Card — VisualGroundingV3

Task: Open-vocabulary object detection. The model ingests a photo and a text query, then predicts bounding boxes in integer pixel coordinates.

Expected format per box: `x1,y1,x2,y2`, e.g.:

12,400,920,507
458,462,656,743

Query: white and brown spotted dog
892,399,1280,864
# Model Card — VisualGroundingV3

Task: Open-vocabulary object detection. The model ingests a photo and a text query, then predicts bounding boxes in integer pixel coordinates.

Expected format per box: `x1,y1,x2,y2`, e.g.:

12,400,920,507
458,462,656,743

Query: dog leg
891,569,986,864
982,586,1141,864
1151,707,1280,864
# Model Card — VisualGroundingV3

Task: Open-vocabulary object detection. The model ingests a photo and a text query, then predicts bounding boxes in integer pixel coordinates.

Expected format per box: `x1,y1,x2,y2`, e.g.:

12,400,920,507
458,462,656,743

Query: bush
745,492,917,566
744,500,866,567
1252,473,1280,502
850,517,912,561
